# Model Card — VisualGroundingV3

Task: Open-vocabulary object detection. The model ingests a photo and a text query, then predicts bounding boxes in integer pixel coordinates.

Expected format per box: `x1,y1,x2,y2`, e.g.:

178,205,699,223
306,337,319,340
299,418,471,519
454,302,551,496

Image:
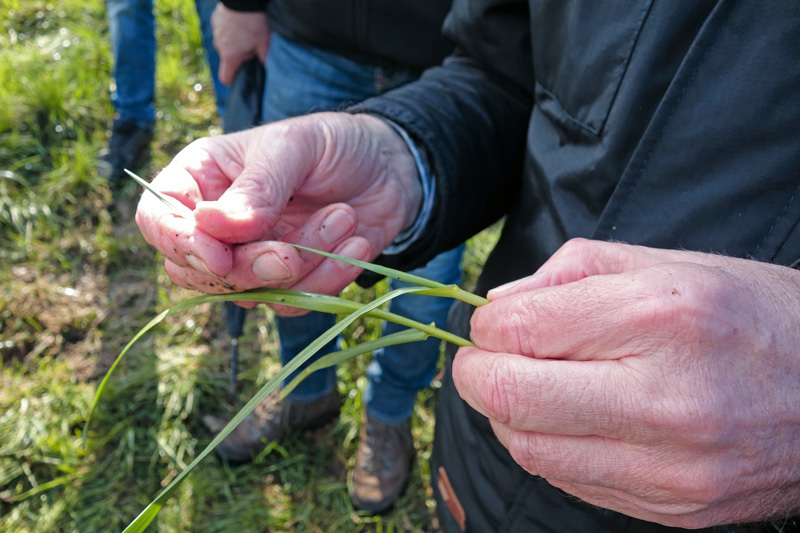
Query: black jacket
355,0,800,531
220,0,453,71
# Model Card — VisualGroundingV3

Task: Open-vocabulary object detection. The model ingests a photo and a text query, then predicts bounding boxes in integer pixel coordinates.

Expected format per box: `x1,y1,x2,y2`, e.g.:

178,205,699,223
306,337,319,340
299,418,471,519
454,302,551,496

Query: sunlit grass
0,1,503,531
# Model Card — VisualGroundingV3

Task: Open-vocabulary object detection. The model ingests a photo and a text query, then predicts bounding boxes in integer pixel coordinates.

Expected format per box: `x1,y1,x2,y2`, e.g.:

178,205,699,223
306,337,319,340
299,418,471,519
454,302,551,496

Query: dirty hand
211,3,270,85
453,238,800,528
135,112,420,314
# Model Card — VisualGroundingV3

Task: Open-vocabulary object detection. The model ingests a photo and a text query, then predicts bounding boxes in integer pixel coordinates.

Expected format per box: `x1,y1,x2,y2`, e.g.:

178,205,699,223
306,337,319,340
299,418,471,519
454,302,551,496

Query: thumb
217,57,240,87
192,171,289,244
192,122,319,244
256,30,270,64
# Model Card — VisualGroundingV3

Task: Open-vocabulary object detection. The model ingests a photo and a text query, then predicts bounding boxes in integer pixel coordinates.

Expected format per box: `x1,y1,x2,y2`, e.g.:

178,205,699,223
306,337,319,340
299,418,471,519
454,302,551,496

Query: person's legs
351,245,465,513
265,33,466,512
101,0,155,185
261,33,391,122
211,36,466,512
106,0,156,125
209,35,389,462
193,0,228,117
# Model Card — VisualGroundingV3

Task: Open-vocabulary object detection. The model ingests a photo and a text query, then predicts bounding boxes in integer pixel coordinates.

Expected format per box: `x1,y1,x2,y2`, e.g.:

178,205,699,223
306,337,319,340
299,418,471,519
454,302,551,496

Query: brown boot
203,388,340,464
350,415,413,513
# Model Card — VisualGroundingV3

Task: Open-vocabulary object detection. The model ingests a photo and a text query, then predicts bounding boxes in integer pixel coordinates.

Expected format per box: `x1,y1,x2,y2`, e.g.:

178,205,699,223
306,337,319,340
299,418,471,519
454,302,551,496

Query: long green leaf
124,169,182,212
82,287,473,447
290,244,488,307
121,285,431,532
81,309,170,447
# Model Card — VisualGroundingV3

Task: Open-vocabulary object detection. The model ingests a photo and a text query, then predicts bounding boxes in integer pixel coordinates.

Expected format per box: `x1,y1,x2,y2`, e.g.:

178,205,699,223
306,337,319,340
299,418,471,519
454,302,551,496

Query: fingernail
252,251,291,281
319,209,354,244
185,254,215,276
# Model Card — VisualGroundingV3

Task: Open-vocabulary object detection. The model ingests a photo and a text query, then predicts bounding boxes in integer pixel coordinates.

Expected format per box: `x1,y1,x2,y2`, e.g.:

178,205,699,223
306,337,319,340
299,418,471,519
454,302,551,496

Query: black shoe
97,119,153,187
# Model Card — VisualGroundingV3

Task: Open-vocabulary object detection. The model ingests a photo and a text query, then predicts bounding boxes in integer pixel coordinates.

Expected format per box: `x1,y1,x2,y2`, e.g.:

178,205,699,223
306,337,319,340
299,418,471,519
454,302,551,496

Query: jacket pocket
530,0,654,137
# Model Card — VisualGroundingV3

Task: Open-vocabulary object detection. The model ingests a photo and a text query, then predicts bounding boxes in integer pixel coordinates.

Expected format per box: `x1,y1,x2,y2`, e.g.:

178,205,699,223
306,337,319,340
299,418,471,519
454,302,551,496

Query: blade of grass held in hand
182,289,474,347
83,236,483,530
290,244,488,307
124,168,182,212
121,285,432,533
82,286,474,448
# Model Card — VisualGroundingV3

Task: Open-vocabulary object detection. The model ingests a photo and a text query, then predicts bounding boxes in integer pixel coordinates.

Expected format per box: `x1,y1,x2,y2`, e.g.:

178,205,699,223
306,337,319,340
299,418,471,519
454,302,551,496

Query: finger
192,124,319,244
452,346,642,438
222,204,360,289
489,424,639,488
256,31,270,63
545,479,698,529
135,205,233,278
488,238,710,299
164,258,233,293
155,140,239,205
471,267,684,360
161,204,362,297
218,57,241,86
268,237,371,316
489,424,703,514
490,425,726,528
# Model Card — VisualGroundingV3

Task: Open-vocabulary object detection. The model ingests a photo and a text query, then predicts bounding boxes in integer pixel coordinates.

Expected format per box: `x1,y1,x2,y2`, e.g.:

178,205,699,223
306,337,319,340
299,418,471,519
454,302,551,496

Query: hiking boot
97,119,153,187
350,415,413,513
202,387,340,464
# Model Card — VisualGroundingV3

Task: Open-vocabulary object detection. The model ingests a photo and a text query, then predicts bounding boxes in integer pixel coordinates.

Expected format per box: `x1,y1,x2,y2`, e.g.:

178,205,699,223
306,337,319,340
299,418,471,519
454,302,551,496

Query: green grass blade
290,244,489,307
290,244,447,288
279,328,427,399
173,289,474,346
81,309,170,447
124,169,182,212
121,285,430,532
83,287,474,447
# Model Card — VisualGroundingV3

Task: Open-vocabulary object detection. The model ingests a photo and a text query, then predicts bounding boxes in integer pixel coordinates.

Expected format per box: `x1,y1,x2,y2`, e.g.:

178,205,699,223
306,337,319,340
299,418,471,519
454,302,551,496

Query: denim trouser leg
275,312,339,402
365,244,465,423
193,0,228,117
105,0,156,126
263,34,463,413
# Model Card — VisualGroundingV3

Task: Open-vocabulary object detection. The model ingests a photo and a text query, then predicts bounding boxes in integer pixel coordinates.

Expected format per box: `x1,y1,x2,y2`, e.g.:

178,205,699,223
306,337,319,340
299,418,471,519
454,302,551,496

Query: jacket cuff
220,0,267,12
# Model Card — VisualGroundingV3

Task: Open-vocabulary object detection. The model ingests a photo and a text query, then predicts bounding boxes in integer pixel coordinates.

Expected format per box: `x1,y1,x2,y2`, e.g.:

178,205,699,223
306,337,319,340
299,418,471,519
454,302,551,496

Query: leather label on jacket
437,466,466,531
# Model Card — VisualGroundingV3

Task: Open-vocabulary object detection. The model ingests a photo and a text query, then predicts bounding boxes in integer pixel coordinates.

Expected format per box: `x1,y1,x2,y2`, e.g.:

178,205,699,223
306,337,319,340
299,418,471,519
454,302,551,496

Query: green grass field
0,2,499,531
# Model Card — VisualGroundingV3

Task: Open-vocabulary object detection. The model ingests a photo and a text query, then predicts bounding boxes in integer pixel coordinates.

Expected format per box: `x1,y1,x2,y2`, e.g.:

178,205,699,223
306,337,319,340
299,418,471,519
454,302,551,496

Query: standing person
99,0,229,187
202,0,465,514
136,1,800,531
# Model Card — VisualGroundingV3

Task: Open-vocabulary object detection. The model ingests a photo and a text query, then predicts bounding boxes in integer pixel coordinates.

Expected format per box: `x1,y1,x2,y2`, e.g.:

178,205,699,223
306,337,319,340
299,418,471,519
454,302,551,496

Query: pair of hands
134,110,800,528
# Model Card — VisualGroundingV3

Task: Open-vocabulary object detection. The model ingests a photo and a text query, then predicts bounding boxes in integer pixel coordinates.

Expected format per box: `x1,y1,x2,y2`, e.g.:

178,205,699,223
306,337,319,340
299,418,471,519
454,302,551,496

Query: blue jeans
105,0,228,124
264,33,465,423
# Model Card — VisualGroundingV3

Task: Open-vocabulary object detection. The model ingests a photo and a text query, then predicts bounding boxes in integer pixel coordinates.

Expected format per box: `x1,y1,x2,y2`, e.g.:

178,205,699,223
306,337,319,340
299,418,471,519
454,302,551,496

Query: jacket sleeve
220,0,267,12
350,0,535,272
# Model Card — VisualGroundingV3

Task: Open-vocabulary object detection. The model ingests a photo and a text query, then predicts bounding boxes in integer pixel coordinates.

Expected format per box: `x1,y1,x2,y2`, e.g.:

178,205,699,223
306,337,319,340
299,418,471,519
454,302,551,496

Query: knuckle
484,297,540,356
479,356,519,424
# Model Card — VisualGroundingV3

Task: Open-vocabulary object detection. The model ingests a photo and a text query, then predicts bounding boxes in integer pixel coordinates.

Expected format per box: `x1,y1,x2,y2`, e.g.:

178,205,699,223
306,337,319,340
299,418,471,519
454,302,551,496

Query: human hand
452,238,800,528
134,112,421,315
211,3,270,85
